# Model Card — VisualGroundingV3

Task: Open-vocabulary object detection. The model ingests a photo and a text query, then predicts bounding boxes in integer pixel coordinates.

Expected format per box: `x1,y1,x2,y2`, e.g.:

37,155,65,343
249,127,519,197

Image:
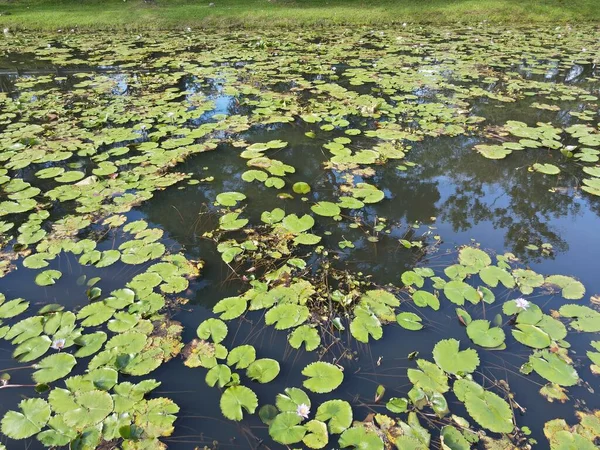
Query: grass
0,0,598,31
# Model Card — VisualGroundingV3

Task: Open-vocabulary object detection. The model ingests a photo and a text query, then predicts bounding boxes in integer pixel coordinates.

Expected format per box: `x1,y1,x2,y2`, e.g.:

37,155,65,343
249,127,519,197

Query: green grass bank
0,0,598,31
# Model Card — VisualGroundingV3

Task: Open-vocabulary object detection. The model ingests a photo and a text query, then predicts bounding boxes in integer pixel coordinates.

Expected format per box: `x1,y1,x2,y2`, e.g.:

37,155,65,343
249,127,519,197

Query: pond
0,25,599,450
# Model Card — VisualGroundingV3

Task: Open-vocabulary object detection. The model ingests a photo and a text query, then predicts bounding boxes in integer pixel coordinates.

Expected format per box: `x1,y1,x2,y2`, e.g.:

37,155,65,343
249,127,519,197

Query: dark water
0,28,599,449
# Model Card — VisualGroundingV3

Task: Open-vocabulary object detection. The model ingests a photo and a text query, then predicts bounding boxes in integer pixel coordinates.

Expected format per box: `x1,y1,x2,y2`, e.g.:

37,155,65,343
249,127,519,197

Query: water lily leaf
338,196,364,209
401,270,424,287
533,163,560,175
106,331,147,354
289,325,320,351
215,191,246,207
246,358,280,383
213,296,247,320
463,388,513,434
269,412,306,445
36,416,77,446
35,269,62,286
444,281,479,305
63,390,114,429
440,425,470,450
74,332,107,358
302,362,344,393
475,144,511,159
303,420,328,449
0,298,29,319
219,212,248,231
206,364,232,388
293,182,311,194
196,318,228,343
220,344,255,370
396,312,424,330
408,360,449,393
265,304,309,330
261,208,285,224
259,405,279,425
545,275,585,300
513,269,544,295
466,320,506,348
294,233,322,245
529,350,579,386
282,214,315,234
220,386,258,421
350,307,382,343
458,247,491,271
1,398,51,439
133,397,179,438
386,397,409,414
77,302,116,327
433,339,479,374
479,266,515,288
339,426,384,450
13,335,51,362
513,323,552,349
412,290,440,310
242,170,268,182
351,183,385,203
33,353,77,383
559,304,600,332
311,400,351,435
311,201,341,217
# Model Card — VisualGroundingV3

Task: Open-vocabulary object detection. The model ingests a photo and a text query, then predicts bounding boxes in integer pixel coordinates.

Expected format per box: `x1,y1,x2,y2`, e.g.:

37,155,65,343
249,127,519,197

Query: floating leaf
311,201,341,217
289,325,320,351
213,296,247,320
433,339,479,375
303,420,328,449
1,398,51,439
246,358,280,383
215,191,246,207
339,426,384,450
533,163,560,175
282,214,315,234
33,353,77,383
269,412,306,445
529,350,579,386
227,345,256,369
293,182,311,194
350,307,382,343
466,320,506,348
196,318,228,343
315,400,352,434
396,312,424,331
558,304,600,332
35,269,62,286
220,386,258,421
265,304,309,330
458,247,491,270
302,362,344,393
545,275,585,300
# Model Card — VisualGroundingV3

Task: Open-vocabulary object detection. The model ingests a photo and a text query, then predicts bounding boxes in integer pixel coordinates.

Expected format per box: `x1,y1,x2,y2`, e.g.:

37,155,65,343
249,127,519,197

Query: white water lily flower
296,403,310,420
51,338,66,350
515,298,530,310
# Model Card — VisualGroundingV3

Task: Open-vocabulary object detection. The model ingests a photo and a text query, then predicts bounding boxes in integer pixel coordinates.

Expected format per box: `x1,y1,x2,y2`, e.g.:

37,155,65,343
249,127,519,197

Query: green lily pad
433,339,479,375
220,386,258,421
302,362,344,393
466,320,506,348
246,358,280,383
1,398,51,439
269,412,306,445
315,399,352,434
35,269,62,286
311,201,341,217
